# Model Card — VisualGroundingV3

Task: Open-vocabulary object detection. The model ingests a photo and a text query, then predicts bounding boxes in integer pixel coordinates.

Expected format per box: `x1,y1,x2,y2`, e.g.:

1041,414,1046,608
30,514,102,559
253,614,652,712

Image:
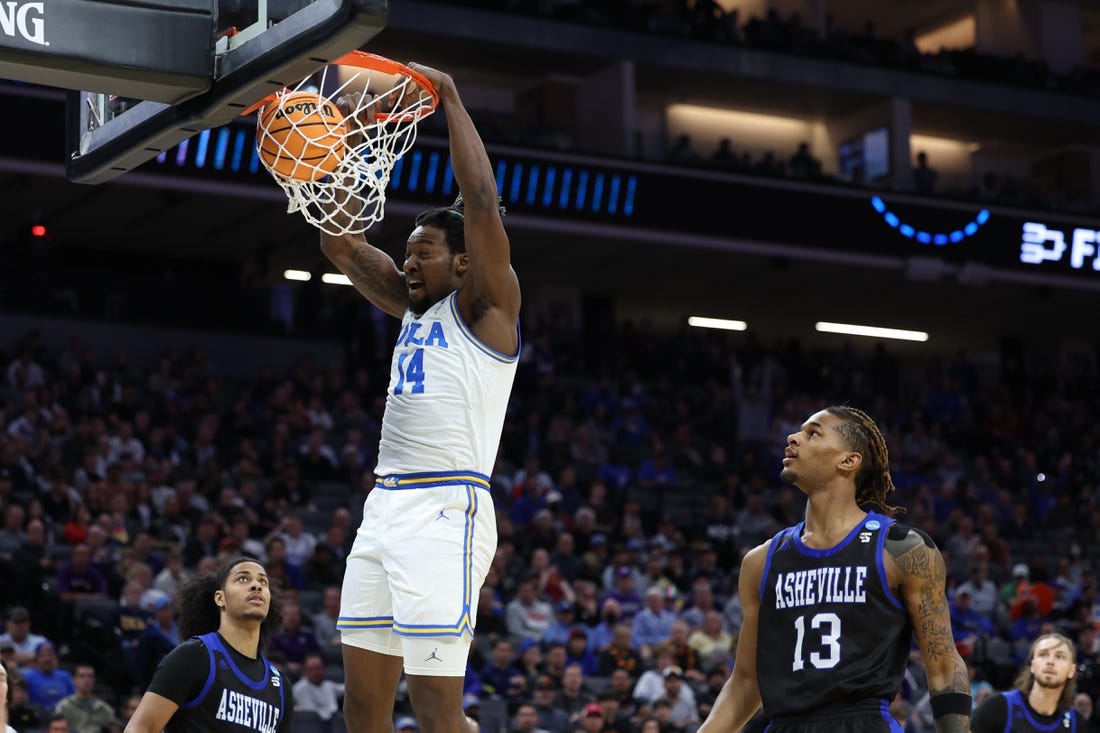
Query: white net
252,52,438,235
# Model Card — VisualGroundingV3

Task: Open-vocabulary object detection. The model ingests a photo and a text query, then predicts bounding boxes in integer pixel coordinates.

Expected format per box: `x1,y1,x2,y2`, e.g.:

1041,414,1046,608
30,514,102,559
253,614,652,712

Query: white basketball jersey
374,292,519,477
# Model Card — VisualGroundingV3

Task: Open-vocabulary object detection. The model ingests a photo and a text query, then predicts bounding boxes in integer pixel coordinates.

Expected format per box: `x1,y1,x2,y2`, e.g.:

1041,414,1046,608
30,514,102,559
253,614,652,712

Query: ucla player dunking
124,558,291,733
698,406,970,733
320,63,520,733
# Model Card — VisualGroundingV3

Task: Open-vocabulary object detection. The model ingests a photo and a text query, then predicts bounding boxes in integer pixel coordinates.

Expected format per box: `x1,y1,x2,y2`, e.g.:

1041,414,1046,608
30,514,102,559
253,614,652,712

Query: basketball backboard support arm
65,0,387,185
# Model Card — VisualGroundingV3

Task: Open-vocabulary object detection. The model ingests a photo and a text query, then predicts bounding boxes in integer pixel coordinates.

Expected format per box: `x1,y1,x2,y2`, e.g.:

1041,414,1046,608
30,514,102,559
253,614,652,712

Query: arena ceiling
2,157,1097,361
2,0,1099,358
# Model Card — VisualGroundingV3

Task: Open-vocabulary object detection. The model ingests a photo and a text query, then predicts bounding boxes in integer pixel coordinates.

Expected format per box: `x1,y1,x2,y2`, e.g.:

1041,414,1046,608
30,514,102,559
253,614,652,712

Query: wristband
929,692,972,718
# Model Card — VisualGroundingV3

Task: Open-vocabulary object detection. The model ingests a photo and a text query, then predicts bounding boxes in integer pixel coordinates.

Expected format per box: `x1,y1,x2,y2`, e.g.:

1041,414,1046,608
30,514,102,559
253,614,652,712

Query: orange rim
241,50,439,119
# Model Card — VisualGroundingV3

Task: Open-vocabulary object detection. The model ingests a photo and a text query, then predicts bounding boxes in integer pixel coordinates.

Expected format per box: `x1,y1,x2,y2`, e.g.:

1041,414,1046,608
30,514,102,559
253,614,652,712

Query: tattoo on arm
349,245,406,306
929,674,971,733
931,714,968,733
887,530,956,666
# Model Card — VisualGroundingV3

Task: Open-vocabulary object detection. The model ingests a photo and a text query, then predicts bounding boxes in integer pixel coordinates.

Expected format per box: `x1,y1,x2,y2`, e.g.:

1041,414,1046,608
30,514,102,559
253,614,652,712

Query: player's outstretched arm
320,229,407,319
124,692,179,733
408,63,520,352
697,543,767,733
886,527,970,733
317,93,407,319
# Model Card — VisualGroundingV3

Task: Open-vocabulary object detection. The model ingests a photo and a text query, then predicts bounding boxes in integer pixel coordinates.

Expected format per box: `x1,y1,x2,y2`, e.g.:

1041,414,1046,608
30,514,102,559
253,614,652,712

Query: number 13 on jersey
792,612,841,671
394,348,426,394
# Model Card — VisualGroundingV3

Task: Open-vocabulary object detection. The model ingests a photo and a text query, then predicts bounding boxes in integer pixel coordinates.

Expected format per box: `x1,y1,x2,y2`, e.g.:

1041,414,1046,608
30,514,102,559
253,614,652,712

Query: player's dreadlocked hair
415,193,507,255
176,556,284,650
825,405,902,516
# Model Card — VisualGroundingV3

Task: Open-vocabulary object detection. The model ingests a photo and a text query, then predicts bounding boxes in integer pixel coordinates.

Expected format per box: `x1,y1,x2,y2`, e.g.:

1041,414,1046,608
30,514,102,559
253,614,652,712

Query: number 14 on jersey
394,348,426,394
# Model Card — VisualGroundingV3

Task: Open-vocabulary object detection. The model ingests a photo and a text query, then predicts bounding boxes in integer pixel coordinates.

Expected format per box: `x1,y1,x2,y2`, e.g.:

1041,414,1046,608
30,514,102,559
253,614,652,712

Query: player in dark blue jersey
124,557,293,733
972,633,1084,733
698,405,970,733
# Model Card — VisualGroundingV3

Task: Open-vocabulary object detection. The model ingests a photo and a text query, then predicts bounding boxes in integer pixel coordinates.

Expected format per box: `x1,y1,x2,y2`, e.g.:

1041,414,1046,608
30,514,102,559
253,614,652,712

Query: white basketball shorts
337,471,497,676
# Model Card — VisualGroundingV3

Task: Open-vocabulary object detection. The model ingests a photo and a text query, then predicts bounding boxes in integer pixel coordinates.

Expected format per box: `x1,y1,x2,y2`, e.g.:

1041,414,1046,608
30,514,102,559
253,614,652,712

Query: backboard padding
65,0,387,184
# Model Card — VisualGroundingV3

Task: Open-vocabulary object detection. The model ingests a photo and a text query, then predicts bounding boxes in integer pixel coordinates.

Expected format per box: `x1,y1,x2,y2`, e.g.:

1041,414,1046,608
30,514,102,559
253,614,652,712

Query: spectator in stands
182,516,220,568
653,666,698,730
53,665,118,733
7,351,45,390
21,643,75,711
292,652,345,727
38,469,79,528
511,702,549,733
632,587,675,655
297,429,338,482
137,595,178,682
480,638,526,702
606,566,644,622
679,581,717,631
530,675,570,733
954,557,1003,626
8,674,45,733
564,628,598,676
0,607,48,668
0,641,14,674
634,645,677,703
57,543,109,601
663,620,703,682
264,536,304,590
558,663,594,723
225,516,266,564
522,643,555,688
1076,626,1100,702
269,601,320,674
573,703,603,733
0,505,26,565
549,533,580,584
787,143,821,180
302,541,342,591
732,491,773,551
151,550,189,598
273,513,316,569
117,695,141,731
1010,599,1048,661
113,581,153,689
506,574,555,645
1073,693,1097,730
685,612,732,673
967,659,994,709
517,639,544,687
531,548,573,604
45,714,71,733
695,667,731,721
544,601,580,646
709,139,737,170
598,625,642,677
649,698,679,733
912,151,939,195
949,588,996,658
311,586,342,651
667,135,700,165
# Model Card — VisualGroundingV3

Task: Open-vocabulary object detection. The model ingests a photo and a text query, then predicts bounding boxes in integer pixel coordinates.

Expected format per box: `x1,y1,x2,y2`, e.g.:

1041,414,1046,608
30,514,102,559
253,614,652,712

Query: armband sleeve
930,692,972,719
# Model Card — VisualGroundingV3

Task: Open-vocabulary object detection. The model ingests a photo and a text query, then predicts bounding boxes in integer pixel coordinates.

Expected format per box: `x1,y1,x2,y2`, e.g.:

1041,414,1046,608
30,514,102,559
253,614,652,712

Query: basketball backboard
58,0,387,184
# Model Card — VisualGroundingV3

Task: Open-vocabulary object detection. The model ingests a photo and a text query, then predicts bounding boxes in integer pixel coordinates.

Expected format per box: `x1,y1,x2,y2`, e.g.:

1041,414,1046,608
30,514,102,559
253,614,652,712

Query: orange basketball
257,92,348,181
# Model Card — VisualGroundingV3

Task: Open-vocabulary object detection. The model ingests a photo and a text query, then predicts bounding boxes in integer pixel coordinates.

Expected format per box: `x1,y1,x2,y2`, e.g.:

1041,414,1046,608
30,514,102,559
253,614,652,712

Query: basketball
257,91,348,181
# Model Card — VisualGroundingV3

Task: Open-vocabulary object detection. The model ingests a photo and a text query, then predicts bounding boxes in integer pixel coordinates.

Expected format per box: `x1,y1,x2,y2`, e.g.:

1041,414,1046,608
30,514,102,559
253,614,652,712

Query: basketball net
246,52,439,235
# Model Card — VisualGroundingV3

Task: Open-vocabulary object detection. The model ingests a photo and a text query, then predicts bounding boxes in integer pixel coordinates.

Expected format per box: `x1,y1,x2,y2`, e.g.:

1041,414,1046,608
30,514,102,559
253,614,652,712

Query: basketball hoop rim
241,51,439,119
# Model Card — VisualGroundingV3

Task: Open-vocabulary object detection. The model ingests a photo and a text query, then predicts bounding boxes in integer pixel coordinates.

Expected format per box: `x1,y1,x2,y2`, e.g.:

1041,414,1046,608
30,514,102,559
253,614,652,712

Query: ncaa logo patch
864,519,881,531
